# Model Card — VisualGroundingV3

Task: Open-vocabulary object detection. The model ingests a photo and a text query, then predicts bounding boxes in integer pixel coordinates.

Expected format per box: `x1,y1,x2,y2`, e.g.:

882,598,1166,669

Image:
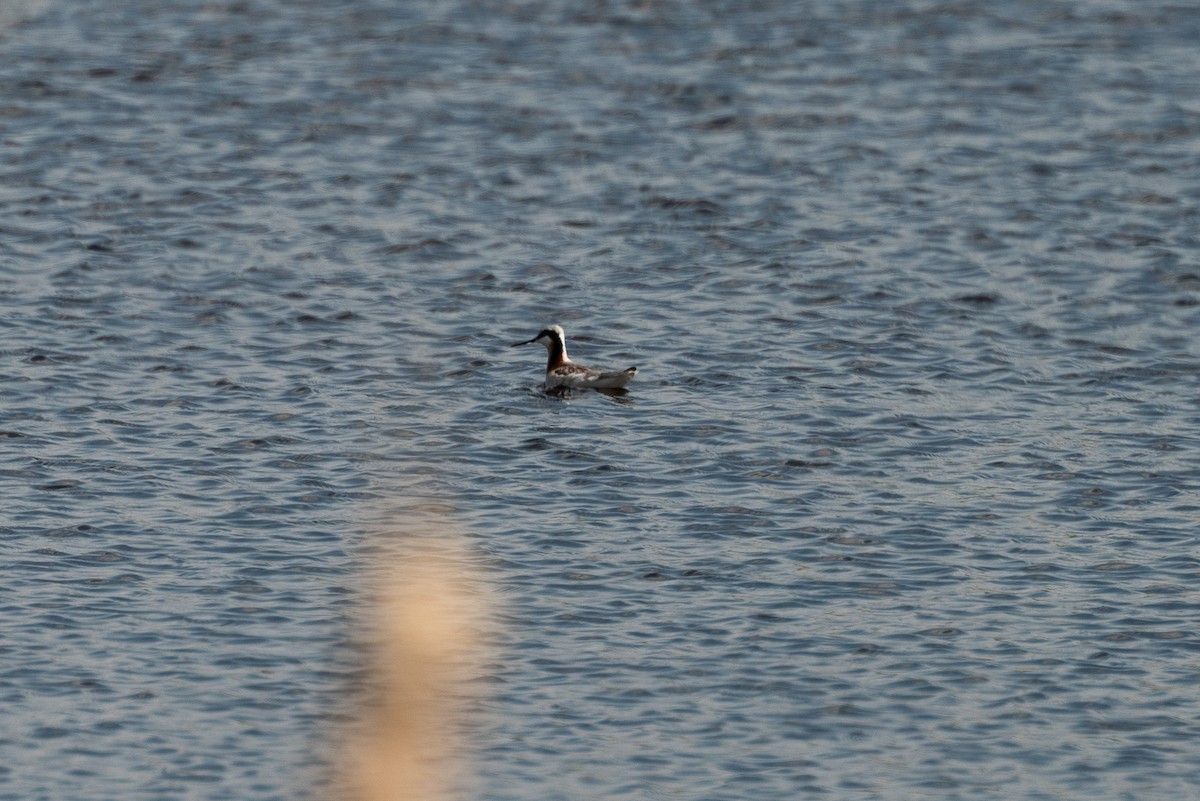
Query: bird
511,324,637,390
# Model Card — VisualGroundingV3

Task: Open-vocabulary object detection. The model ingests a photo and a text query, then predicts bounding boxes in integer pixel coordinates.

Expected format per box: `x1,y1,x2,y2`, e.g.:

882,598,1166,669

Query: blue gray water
3,1,1200,799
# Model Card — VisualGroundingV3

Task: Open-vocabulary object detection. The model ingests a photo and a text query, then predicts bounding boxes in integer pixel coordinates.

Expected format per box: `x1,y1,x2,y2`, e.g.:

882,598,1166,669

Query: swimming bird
511,324,637,390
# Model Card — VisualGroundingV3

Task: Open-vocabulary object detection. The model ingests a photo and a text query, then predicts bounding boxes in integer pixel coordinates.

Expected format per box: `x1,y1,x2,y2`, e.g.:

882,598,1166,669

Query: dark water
3,1,1200,799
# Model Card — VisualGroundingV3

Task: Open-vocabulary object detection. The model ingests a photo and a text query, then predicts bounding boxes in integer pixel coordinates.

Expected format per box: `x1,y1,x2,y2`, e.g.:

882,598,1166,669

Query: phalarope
511,324,637,390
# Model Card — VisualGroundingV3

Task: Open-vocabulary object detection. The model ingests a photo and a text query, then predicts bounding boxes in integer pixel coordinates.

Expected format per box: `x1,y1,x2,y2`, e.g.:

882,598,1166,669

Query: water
3,1,1200,799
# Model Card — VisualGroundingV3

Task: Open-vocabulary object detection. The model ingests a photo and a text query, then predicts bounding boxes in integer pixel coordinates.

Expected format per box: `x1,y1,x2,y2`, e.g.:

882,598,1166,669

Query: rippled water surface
4,1,1200,799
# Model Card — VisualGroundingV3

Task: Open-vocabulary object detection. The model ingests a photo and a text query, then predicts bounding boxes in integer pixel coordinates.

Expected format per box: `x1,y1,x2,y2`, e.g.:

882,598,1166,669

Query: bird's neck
546,339,568,370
